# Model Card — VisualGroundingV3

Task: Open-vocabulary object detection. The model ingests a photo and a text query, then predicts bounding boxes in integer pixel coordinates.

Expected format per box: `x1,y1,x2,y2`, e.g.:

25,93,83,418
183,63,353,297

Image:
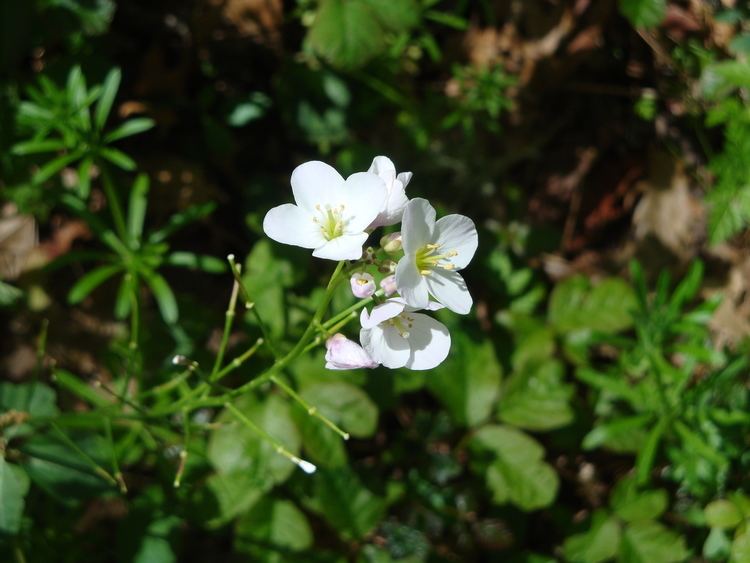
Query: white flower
350,272,376,298
368,156,412,228
395,198,477,314
325,334,378,370
263,161,387,260
359,298,450,370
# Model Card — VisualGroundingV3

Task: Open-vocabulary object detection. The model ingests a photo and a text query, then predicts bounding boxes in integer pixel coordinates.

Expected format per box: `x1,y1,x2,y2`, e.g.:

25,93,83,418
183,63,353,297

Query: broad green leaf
611,477,668,523
472,425,559,511
99,147,136,170
548,276,636,334
0,458,30,534
208,394,300,485
235,498,313,554
197,471,266,527
299,381,378,438
563,511,621,563
132,515,180,563
0,381,59,438
292,407,347,468
104,117,155,144
704,527,732,561
620,521,689,563
127,173,149,244
732,527,750,563
427,334,501,427
582,414,652,453
498,359,573,431
0,281,22,306
94,68,121,131
701,61,750,100
313,467,386,539
68,264,122,304
164,252,227,273
618,0,666,28
705,500,743,530
308,0,419,69
228,93,271,127
141,270,178,324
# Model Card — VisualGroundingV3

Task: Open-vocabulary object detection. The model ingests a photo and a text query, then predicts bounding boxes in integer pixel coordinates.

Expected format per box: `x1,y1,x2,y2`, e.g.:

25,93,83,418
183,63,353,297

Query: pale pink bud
350,272,376,298
380,232,402,254
325,334,378,370
380,274,397,296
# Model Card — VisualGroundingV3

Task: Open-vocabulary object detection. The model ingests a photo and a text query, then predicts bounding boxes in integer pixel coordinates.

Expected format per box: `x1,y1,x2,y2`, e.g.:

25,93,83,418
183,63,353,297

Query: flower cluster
263,157,478,371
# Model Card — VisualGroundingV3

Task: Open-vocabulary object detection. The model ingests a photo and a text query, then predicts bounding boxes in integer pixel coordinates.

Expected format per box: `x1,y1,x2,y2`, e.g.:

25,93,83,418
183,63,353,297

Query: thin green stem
173,408,190,488
270,375,349,440
323,289,383,330
50,422,119,487
104,417,127,493
225,402,316,474
211,267,242,377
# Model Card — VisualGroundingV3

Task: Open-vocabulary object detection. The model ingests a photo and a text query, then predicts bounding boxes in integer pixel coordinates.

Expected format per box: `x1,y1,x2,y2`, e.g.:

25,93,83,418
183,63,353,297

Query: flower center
313,204,346,240
415,243,458,276
387,313,414,338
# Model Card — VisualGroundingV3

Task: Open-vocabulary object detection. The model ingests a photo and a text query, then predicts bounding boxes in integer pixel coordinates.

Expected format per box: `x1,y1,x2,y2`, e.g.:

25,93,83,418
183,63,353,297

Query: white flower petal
401,198,435,254
396,171,413,188
291,161,346,211
360,325,409,369
312,233,369,260
396,256,430,309
325,334,378,370
425,269,473,314
368,156,396,184
360,299,405,329
372,183,409,227
404,313,451,370
263,204,326,249
342,172,387,233
434,214,478,269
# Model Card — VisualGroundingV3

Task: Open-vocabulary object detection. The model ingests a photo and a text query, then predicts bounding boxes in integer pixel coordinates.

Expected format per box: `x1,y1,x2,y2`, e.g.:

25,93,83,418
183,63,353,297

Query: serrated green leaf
583,414,652,453
472,425,559,510
611,477,668,523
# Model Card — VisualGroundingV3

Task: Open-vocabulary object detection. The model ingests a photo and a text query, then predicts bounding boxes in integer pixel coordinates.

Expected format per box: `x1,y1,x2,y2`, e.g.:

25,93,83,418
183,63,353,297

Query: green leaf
148,202,216,244
618,0,666,28
471,425,559,511
563,511,621,563
132,515,180,563
498,359,573,431
68,264,122,304
0,381,59,425
227,93,271,127
427,333,501,427
548,276,636,334
313,467,386,539
99,147,136,170
32,151,83,184
308,0,419,69
208,394,300,485
611,477,668,523
164,252,227,273
292,408,347,469
705,500,743,530
141,270,178,324
635,417,668,485
732,527,750,563
235,498,313,554
0,281,23,306
299,381,378,438
582,414,652,453
0,458,30,534
11,138,66,155
77,156,94,198
127,174,150,244
94,68,121,131
114,273,137,319
620,521,689,563
104,117,155,144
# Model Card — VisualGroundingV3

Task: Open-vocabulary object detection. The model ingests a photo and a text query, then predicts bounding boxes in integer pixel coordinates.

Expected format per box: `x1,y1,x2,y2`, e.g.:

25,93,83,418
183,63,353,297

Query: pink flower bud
380,274,397,296
380,232,402,254
350,272,376,298
325,334,378,370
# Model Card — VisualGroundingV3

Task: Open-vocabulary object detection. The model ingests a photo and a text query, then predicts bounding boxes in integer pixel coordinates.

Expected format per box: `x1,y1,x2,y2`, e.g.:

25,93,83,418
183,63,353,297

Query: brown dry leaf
631,153,704,262
709,255,750,348
0,205,38,280
218,0,282,48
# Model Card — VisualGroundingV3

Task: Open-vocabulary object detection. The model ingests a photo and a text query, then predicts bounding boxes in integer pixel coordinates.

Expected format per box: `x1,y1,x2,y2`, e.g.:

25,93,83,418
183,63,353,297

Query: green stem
270,375,349,440
50,422,119,487
211,269,242,377
104,417,127,493
100,165,128,241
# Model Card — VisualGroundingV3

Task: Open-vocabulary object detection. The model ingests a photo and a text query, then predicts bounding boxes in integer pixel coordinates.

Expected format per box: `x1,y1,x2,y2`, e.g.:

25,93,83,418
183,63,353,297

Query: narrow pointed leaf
95,68,122,131
142,270,178,324
104,118,155,143
127,174,149,244
68,264,123,304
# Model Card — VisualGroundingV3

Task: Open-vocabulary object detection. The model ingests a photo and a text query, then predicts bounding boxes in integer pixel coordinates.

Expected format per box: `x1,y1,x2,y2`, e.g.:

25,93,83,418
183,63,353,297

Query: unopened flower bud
325,334,378,370
380,232,402,254
362,247,376,264
380,274,397,296
350,272,376,298
378,260,396,274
